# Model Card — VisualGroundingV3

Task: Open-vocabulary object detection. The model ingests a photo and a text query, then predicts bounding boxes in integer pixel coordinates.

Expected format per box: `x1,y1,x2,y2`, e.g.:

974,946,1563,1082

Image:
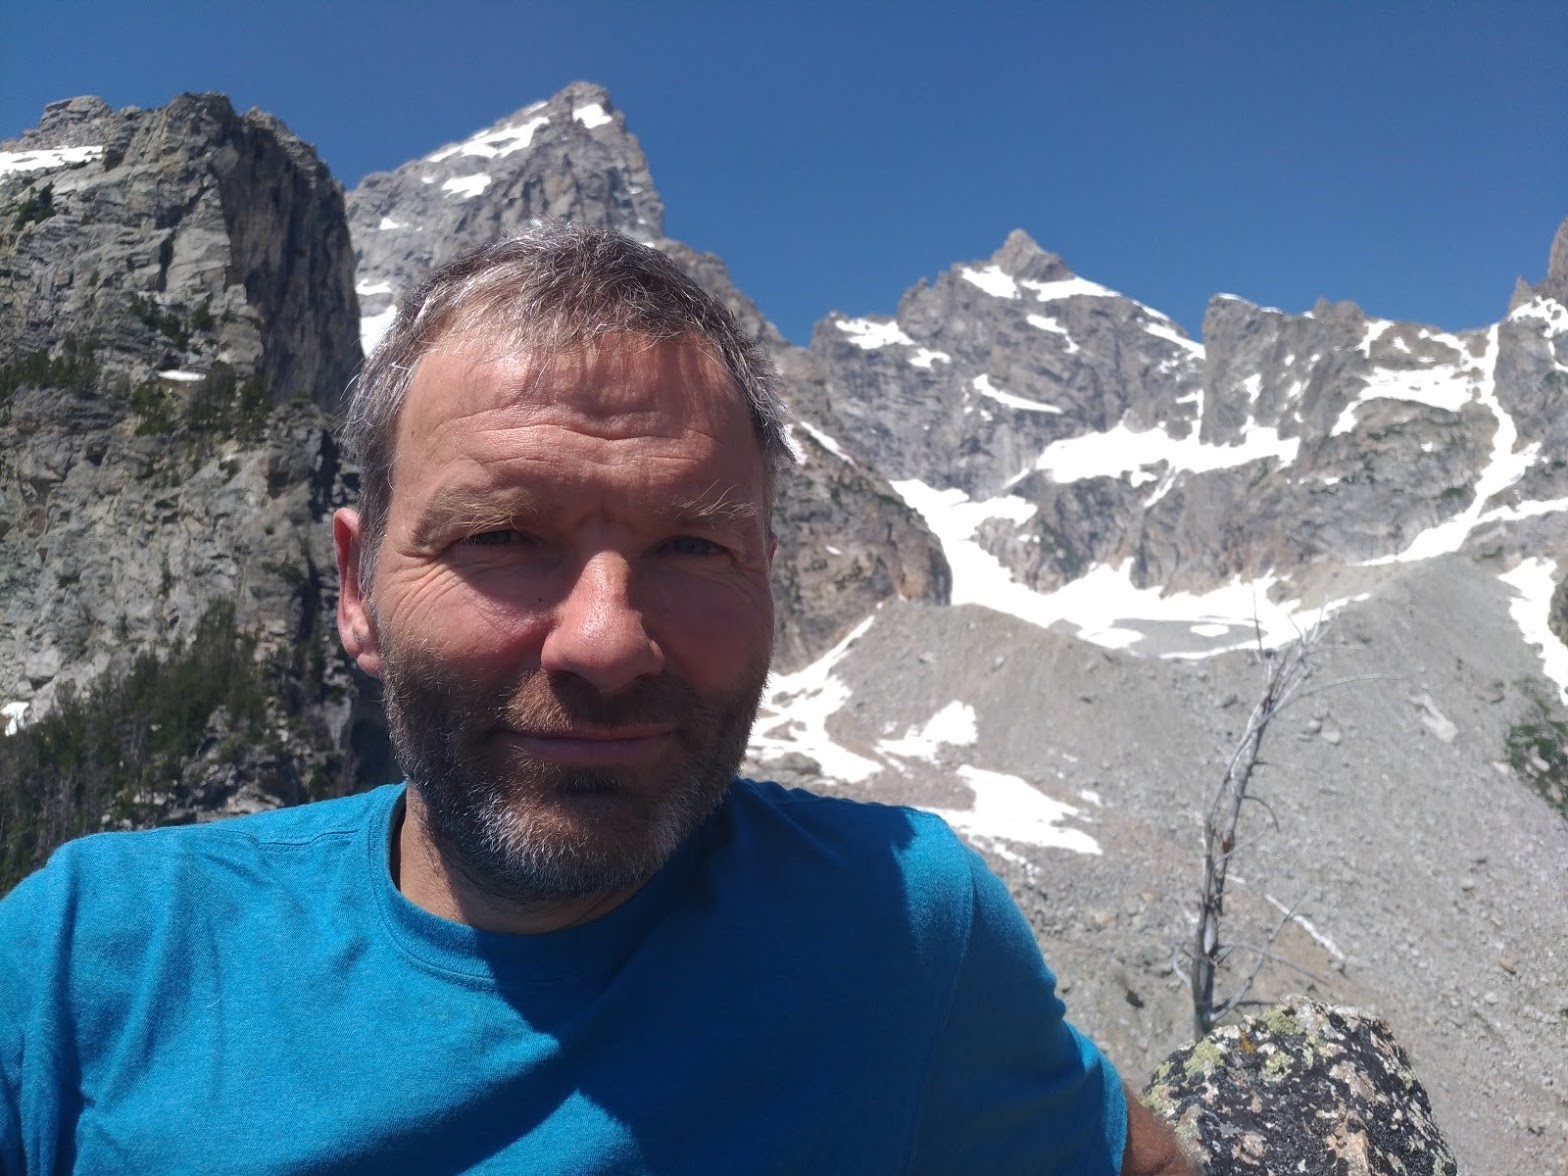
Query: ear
334,508,383,678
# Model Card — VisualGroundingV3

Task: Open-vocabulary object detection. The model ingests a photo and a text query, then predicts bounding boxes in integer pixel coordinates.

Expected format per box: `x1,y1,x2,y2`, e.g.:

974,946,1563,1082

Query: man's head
334,226,789,906
346,225,793,588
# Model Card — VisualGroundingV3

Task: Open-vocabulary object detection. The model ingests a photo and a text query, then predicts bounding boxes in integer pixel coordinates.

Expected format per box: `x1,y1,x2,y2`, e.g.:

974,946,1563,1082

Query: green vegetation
9,182,54,231
128,293,190,350
128,362,270,445
1505,679,1568,820
0,602,271,895
0,336,99,406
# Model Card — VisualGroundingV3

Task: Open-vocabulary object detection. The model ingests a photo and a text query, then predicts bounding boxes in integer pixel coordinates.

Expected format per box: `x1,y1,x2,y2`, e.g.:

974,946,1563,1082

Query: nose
539,552,664,694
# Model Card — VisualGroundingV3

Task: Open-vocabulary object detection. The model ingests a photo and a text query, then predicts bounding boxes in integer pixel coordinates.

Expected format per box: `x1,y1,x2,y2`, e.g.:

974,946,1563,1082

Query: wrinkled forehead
418,328,733,409
392,329,758,467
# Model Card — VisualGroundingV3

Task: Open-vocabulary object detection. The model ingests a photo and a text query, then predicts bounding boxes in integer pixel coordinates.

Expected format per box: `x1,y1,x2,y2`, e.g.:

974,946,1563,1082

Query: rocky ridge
0,93,372,848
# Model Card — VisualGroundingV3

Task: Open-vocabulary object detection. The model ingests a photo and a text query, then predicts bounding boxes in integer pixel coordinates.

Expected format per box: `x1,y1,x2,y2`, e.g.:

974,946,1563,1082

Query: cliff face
797,231,1567,616
0,94,371,853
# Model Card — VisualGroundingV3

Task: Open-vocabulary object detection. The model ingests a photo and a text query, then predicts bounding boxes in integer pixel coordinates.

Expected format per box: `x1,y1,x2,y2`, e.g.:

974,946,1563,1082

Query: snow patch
749,615,882,782
797,420,854,464
1026,313,1081,354
377,216,405,231
1019,275,1121,302
1331,361,1478,435
0,145,102,176
973,374,1062,414
1507,296,1568,334
927,766,1101,856
572,103,612,129
1499,559,1568,703
835,317,914,350
429,116,550,163
355,280,392,297
877,701,978,763
1035,419,1298,483
360,305,399,354
441,173,493,199
1142,318,1205,357
156,370,205,382
960,265,1019,299
891,479,1349,655
909,348,952,369
3,701,29,736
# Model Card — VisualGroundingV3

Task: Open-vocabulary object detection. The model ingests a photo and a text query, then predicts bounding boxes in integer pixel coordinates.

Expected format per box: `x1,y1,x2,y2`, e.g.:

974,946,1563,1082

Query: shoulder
722,778,987,947
0,786,400,969
10,785,395,891
726,778,975,878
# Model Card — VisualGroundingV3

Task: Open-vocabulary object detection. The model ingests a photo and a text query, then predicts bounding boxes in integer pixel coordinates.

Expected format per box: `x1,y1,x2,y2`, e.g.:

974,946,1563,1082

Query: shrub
1506,680,1568,820
9,183,54,231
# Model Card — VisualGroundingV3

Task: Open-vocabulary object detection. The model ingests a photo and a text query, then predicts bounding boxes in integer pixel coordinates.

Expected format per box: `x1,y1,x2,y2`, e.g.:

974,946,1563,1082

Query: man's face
340,333,776,900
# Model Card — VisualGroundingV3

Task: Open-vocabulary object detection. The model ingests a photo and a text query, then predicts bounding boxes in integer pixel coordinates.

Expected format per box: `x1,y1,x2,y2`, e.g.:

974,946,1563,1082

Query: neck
393,788,644,935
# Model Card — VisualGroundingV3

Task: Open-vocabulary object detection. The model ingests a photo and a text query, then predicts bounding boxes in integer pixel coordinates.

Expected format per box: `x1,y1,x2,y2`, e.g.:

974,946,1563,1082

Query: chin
430,767,729,902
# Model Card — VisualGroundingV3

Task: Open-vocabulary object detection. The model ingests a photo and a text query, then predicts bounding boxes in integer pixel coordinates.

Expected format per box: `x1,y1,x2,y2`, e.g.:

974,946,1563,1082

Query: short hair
343,224,793,585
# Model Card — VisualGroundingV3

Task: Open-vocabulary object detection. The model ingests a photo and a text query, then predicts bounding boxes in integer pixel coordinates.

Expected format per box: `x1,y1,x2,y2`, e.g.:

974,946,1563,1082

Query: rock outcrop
0,94,371,877
1145,998,1457,1175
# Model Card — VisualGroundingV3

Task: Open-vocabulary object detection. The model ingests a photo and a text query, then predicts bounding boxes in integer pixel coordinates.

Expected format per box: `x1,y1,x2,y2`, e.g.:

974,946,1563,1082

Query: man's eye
663,535,724,556
465,529,524,547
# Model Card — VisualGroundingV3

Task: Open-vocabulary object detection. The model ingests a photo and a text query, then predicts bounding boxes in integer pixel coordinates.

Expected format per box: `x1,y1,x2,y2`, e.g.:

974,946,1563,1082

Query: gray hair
343,224,793,584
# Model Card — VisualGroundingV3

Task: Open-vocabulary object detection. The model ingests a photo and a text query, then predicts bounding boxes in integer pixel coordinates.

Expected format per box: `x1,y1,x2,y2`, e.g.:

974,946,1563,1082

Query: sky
2,1,1564,345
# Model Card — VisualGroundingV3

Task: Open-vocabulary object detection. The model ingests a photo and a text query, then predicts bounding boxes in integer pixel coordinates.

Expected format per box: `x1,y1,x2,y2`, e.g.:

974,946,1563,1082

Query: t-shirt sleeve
911,848,1127,1174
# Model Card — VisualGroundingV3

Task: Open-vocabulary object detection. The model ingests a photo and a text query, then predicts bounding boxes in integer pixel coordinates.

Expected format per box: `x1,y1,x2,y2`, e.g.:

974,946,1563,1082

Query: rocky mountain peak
1538,214,1568,303
1,95,114,151
1,93,363,770
988,228,1071,281
0,93,359,407
348,82,666,351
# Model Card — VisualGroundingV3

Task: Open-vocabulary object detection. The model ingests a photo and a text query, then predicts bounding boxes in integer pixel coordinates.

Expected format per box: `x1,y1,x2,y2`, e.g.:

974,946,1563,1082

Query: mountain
3,84,1566,1170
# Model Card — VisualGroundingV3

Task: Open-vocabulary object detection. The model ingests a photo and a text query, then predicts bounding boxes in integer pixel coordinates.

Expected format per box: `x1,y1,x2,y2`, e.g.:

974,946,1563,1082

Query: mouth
495,725,677,767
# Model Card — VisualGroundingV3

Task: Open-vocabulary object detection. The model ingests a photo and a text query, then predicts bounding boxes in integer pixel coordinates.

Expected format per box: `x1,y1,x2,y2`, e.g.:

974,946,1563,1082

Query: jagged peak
1547,216,1568,284
2,94,115,152
987,228,1071,283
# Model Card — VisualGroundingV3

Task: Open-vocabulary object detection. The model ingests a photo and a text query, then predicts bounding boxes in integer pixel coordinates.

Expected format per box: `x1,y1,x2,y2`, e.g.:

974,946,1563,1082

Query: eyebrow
409,482,762,547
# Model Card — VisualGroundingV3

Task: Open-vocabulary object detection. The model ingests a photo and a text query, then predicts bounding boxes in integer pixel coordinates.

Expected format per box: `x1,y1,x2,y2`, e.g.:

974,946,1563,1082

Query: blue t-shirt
0,781,1126,1173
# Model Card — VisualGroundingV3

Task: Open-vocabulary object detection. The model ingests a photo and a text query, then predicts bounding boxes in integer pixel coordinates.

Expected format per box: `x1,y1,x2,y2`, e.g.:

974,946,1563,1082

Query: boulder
1143,998,1457,1175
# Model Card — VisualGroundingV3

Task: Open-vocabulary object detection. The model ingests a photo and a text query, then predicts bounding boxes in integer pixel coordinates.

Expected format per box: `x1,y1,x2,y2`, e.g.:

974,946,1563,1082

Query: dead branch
1190,618,1324,1039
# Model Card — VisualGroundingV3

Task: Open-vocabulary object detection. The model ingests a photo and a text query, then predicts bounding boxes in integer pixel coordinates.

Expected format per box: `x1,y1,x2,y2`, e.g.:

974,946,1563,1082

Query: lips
496,726,676,767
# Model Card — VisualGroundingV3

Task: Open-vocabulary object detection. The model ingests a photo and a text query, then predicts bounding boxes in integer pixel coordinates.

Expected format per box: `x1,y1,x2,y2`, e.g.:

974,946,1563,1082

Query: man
1,226,1192,1173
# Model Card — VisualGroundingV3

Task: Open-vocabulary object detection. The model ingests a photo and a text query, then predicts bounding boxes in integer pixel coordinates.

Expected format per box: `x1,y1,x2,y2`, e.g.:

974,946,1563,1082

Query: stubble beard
379,636,767,905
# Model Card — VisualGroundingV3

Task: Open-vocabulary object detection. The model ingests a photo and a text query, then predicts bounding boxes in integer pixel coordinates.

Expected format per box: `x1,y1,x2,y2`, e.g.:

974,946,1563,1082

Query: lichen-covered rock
1144,998,1457,1175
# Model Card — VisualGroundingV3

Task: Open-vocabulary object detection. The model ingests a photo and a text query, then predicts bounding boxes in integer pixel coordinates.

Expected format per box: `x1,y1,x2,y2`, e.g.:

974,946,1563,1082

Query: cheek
645,577,774,681
374,566,550,658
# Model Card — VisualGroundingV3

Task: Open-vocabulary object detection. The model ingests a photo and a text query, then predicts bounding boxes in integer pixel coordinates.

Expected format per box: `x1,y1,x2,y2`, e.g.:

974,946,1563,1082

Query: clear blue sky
3,1,1564,343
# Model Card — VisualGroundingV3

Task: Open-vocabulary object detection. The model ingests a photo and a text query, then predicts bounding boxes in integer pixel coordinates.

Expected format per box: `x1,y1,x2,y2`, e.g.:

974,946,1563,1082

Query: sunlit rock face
0,93,368,825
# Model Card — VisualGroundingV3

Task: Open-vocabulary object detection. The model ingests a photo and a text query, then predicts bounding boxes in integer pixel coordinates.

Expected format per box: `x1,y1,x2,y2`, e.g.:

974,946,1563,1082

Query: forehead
391,332,762,491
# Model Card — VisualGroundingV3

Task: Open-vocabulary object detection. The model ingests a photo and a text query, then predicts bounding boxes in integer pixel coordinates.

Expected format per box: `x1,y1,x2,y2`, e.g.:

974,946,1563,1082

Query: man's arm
1120,1080,1198,1175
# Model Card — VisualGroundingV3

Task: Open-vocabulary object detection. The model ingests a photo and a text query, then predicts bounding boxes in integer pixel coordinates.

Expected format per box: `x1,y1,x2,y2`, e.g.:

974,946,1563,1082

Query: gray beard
379,640,765,904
